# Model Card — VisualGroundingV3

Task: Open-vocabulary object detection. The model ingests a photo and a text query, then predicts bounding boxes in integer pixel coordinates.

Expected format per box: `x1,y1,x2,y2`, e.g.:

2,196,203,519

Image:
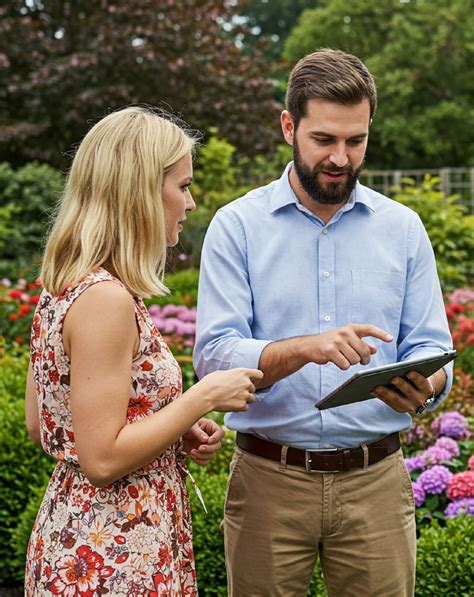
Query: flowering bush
445,288,474,375
0,276,41,347
403,410,473,528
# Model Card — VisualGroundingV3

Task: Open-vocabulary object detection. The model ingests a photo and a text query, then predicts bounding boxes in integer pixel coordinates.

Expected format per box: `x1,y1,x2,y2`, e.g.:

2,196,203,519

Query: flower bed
403,410,473,527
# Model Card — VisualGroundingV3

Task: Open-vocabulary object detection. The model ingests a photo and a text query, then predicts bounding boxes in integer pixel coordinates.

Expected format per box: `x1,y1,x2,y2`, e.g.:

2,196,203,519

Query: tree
283,0,474,169
0,0,281,167
235,0,318,60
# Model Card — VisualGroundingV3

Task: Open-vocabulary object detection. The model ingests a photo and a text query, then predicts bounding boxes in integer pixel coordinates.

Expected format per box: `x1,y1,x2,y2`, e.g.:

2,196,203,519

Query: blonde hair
40,106,196,297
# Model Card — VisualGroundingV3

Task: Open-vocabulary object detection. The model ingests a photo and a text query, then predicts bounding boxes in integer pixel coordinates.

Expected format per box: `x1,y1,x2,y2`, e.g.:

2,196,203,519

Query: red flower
141,360,154,371
19,304,31,316
166,489,177,511
128,486,139,499
8,313,17,321
127,395,153,419
8,290,22,300
29,294,40,305
48,370,60,384
15,337,24,344
49,545,113,595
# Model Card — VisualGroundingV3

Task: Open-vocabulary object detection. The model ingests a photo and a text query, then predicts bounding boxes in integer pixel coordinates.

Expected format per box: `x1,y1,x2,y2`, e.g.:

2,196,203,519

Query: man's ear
280,110,295,146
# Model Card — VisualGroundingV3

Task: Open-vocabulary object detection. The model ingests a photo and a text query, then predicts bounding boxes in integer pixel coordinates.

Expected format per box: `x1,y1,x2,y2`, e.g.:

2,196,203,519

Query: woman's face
162,152,195,247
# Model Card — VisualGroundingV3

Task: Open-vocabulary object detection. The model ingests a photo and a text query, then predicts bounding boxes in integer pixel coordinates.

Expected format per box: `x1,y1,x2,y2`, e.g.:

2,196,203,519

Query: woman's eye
181,184,190,192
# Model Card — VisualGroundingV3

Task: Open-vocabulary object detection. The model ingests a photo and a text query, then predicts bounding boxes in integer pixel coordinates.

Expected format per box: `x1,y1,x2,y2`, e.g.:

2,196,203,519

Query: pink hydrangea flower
446,471,474,501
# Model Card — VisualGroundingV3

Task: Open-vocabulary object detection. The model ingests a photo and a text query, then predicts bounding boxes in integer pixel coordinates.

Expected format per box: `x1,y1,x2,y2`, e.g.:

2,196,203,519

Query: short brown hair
286,48,377,128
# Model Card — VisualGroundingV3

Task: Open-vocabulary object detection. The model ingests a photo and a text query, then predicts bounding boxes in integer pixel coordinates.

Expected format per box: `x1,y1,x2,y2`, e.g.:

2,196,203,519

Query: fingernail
385,334,393,341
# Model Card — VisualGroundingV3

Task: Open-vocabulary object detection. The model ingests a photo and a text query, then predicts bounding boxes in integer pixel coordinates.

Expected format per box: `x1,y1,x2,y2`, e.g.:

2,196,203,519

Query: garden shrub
415,516,474,596
393,177,474,289
145,268,200,307
0,346,55,583
10,480,49,576
0,162,63,278
188,469,229,596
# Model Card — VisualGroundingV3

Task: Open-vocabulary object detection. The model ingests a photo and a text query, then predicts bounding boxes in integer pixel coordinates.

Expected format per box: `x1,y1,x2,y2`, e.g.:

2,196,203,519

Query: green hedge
0,347,55,584
415,516,474,596
0,162,63,279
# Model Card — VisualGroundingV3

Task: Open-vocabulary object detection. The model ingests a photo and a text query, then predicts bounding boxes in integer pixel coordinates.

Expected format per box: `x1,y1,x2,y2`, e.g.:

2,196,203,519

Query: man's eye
348,139,364,146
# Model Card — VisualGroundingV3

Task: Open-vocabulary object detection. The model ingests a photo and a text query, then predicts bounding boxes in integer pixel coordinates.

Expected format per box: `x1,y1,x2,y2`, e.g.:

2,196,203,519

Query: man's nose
328,144,349,168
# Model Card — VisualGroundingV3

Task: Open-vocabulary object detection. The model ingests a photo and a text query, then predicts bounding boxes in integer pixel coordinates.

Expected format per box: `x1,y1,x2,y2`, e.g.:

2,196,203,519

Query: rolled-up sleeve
398,215,454,408
193,209,271,379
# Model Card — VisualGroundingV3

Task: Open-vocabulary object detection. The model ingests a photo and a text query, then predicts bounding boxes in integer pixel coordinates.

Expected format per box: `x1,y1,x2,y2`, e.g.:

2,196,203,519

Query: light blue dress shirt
194,163,453,449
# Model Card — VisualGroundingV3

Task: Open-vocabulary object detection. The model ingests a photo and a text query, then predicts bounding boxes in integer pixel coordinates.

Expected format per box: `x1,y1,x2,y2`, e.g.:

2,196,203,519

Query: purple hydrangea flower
405,455,426,473
434,437,460,458
404,423,425,445
412,480,426,507
1,278,11,287
431,412,470,440
418,465,453,495
444,498,474,519
423,446,454,466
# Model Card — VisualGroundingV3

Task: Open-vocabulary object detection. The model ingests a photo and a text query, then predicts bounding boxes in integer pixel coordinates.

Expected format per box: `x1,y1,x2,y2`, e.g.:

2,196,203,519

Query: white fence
360,168,474,213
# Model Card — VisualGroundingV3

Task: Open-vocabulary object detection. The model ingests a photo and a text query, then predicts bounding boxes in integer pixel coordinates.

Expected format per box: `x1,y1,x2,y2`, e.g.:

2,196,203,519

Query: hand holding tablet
315,351,456,411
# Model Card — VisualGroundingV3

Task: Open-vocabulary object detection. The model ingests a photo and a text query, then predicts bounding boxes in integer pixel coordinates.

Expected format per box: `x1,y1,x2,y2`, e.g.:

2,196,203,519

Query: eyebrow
310,131,368,141
180,176,193,184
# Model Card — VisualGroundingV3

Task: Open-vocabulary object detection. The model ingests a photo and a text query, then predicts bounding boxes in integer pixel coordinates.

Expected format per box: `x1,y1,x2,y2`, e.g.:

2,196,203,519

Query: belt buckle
305,448,340,473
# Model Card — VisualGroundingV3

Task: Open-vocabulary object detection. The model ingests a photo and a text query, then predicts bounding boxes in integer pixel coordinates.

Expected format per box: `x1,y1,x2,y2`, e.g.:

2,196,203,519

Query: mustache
314,165,352,175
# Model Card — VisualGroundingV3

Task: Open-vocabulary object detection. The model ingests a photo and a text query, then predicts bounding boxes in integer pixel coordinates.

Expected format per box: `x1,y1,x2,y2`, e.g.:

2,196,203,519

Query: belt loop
279,445,288,471
343,449,351,472
361,444,369,469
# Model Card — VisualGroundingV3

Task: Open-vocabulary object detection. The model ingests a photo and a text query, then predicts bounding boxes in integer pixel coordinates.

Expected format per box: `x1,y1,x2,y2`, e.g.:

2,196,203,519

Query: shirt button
324,315,331,322
323,271,330,278
322,229,328,235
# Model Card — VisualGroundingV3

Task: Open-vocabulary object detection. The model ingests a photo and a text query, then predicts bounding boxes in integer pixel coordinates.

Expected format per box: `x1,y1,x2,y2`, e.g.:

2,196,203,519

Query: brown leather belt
236,431,400,473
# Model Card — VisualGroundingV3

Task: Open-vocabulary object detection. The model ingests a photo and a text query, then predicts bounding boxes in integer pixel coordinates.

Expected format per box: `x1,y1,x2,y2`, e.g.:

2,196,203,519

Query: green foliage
415,517,474,596
188,469,228,596
236,0,318,60
0,161,63,277
144,269,200,308
11,482,48,576
393,177,474,289
284,0,474,169
0,346,55,583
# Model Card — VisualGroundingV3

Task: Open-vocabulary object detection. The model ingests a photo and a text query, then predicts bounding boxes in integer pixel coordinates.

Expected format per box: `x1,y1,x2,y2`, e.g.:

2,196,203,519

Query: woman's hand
183,418,225,466
194,368,263,413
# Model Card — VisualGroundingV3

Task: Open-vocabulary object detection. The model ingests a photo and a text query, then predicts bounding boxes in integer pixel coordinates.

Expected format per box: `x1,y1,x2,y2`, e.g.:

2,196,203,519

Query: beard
292,137,363,206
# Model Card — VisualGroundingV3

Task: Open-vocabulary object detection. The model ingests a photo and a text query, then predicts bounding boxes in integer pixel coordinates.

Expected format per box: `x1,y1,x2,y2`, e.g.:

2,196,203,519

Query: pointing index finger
353,324,393,342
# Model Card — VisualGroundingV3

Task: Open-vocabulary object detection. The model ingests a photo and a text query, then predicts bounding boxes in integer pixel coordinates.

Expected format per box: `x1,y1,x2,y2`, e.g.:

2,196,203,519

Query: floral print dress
25,269,197,596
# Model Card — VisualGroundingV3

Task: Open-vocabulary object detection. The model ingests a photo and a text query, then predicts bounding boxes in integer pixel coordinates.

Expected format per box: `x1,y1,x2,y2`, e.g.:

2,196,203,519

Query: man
193,49,453,597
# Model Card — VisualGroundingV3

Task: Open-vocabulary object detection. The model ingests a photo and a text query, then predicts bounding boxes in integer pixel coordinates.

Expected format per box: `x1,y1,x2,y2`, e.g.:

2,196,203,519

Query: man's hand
306,323,394,370
371,369,444,413
182,418,225,466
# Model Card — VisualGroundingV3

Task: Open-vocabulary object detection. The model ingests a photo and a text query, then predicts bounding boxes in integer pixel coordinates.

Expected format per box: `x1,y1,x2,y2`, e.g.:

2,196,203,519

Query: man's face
281,98,370,205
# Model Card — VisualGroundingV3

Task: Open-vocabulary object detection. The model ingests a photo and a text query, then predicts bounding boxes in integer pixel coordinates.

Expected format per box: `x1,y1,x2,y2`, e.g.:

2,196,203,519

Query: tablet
315,350,456,411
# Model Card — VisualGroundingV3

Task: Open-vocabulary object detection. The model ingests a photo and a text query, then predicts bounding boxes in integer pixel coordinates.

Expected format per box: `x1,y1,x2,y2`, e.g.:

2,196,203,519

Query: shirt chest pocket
351,269,405,332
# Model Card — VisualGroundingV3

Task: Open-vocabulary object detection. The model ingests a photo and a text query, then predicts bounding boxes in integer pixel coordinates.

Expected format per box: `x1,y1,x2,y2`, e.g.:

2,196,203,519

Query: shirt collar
269,162,376,215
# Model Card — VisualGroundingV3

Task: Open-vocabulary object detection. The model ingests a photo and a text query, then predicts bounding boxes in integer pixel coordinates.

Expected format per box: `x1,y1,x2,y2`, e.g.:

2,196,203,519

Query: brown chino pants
223,447,416,597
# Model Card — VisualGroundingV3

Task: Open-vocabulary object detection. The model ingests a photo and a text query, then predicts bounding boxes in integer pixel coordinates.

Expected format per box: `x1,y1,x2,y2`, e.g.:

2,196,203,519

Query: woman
24,106,262,596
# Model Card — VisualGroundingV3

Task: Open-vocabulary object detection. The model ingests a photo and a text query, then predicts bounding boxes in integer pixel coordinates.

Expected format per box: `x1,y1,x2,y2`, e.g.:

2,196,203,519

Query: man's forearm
257,336,310,389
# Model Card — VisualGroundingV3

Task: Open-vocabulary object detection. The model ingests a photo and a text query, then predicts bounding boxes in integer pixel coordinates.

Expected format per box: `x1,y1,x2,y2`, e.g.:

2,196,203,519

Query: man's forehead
300,98,371,132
